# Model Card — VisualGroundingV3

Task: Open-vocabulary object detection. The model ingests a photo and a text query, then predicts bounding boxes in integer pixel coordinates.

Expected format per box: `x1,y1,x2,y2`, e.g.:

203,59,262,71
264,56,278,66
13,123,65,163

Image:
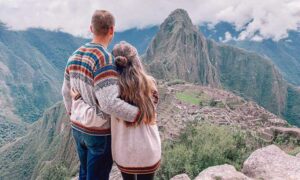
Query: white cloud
223,31,233,42
0,0,300,40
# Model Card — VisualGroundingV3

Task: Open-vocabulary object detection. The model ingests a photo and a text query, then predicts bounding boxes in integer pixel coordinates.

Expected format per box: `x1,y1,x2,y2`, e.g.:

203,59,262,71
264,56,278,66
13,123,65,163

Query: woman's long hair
112,41,157,125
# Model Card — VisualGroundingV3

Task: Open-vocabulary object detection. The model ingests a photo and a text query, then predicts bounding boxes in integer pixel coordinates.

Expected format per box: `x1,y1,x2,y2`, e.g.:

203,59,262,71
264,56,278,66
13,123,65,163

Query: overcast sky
0,0,300,41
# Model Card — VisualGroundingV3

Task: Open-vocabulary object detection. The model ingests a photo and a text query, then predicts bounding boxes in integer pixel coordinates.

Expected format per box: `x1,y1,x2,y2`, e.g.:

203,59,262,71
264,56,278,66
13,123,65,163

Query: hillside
1,82,298,180
0,102,78,180
0,24,87,124
144,9,300,126
200,22,300,86
0,24,88,147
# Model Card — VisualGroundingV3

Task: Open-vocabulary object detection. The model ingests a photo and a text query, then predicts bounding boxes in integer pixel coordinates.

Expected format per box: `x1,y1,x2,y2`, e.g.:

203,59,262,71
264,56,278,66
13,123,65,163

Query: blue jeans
72,128,113,180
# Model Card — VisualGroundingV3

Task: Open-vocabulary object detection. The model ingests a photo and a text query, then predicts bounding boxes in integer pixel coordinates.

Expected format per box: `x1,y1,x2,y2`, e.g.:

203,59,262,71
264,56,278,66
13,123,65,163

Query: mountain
144,9,220,87
0,24,87,124
0,24,88,148
200,22,300,86
144,9,300,126
0,102,78,180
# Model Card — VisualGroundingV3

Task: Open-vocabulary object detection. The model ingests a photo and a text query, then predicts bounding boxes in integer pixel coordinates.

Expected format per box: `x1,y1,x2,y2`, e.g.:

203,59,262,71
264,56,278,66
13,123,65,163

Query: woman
70,41,161,180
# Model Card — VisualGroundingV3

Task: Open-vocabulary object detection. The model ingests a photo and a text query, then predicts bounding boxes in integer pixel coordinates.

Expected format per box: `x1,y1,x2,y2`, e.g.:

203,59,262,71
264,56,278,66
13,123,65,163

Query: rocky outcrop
242,145,300,180
157,83,287,140
172,145,300,180
170,174,191,180
195,164,251,180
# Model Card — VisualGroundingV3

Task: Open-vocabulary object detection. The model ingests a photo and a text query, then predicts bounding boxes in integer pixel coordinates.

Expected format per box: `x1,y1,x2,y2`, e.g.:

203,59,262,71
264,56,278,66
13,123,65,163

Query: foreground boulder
195,164,251,180
170,173,191,180
242,145,300,180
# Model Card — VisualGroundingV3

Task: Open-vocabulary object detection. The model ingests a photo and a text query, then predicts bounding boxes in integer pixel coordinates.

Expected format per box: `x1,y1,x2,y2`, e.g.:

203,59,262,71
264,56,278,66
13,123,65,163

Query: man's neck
91,36,109,49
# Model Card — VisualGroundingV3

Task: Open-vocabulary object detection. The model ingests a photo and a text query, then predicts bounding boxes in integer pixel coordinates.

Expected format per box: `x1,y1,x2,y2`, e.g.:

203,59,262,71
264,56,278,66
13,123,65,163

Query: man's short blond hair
91,10,115,36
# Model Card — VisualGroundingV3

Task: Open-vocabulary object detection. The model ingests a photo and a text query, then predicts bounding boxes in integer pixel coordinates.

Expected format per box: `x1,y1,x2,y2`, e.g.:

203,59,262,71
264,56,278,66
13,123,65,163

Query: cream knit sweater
72,93,161,174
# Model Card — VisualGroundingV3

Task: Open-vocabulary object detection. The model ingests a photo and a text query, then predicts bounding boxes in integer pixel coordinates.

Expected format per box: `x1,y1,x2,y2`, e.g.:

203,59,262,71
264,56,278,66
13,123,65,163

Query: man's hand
70,88,81,100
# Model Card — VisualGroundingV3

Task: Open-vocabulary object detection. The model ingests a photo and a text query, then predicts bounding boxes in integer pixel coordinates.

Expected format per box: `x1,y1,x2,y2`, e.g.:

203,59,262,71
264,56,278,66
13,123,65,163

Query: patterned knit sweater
62,42,142,135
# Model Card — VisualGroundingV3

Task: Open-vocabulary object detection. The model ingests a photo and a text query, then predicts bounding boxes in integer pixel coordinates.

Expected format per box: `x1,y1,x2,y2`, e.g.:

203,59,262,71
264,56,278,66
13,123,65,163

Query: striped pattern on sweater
62,42,141,135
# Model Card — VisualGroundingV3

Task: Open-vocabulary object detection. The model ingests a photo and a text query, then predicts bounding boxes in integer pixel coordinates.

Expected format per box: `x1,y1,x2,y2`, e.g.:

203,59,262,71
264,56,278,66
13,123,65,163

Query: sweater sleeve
93,59,142,123
62,68,72,115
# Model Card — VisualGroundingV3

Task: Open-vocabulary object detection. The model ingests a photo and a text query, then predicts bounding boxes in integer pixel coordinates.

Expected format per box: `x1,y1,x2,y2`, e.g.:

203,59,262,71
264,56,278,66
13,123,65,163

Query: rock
170,173,191,180
242,145,300,180
271,126,300,139
258,128,274,142
195,164,251,180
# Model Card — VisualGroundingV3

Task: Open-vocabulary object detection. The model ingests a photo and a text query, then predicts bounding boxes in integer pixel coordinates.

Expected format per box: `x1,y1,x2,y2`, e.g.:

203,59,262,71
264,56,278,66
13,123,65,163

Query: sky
0,0,300,41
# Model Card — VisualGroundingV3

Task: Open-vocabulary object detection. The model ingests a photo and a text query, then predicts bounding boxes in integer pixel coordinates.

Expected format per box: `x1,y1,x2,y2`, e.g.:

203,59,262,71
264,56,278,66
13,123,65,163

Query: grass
175,91,222,108
175,91,205,105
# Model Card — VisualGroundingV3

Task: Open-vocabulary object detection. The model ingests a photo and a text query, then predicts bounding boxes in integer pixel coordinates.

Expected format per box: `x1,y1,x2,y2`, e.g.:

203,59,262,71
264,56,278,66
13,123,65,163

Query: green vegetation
40,163,69,180
0,103,77,180
284,86,300,126
274,134,300,146
175,91,226,108
0,27,86,123
156,123,263,179
0,120,27,148
176,91,202,105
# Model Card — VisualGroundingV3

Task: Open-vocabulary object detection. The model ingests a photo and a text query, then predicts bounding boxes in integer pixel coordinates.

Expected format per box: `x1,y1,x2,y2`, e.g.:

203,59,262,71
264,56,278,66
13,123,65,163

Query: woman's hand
70,87,81,100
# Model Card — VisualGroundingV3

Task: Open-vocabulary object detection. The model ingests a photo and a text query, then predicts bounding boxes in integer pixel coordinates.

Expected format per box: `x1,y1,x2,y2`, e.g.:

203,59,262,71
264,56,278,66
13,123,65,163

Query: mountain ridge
144,9,300,126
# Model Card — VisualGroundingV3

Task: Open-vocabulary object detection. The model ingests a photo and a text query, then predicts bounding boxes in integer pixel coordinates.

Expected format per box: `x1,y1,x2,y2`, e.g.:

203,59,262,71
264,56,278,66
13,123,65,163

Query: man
62,10,142,180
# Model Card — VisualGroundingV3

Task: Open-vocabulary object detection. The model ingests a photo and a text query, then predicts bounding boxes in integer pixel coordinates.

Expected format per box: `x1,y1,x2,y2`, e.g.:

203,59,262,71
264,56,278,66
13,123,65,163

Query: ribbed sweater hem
116,160,161,174
71,121,111,136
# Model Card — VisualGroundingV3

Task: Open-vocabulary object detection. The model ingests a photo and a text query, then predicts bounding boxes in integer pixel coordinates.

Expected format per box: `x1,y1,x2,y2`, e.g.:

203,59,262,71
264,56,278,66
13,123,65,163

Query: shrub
41,163,68,180
156,123,261,179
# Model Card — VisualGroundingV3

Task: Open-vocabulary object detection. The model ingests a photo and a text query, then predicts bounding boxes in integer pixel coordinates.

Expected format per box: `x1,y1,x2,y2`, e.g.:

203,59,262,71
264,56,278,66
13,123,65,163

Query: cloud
222,31,234,42
0,0,300,40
